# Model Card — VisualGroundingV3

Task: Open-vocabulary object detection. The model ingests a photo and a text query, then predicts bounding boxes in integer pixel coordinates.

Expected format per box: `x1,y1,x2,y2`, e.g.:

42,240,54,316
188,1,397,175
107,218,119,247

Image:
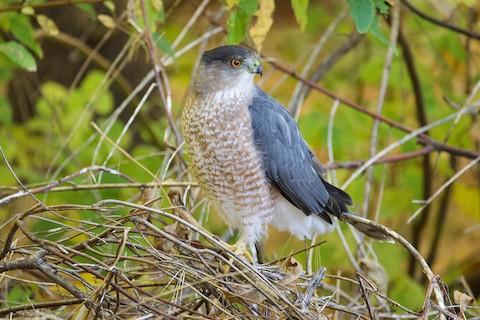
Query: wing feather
249,87,351,223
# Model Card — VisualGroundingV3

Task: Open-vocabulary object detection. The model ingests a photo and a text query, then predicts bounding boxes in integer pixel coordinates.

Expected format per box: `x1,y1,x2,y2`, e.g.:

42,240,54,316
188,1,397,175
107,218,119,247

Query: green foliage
0,9,44,75
0,69,114,184
291,0,309,31
8,13,42,57
153,32,175,58
369,15,394,49
227,0,258,44
0,96,12,125
390,276,425,310
0,41,37,71
373,0,389,14
6,285,32,306
347,0,375,33
346,0,393,48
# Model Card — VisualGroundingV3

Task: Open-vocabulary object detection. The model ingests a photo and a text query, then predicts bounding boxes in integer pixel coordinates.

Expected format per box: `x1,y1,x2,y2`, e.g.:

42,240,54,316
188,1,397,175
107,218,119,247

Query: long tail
321,179,392,241
322,178,353,218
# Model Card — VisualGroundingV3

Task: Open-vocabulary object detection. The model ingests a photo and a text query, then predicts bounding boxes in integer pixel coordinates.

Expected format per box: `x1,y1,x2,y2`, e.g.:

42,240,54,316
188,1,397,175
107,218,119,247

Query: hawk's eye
230,58,242,68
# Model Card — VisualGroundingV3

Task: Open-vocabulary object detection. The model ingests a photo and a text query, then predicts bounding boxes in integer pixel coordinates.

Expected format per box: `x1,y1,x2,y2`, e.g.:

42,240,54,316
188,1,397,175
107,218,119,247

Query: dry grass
0,176,473,319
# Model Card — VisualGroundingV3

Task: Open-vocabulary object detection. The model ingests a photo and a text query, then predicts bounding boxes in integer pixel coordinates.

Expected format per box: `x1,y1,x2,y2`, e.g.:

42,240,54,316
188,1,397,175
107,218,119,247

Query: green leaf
6,286,31,306
9,13,43,57
151,0,165,23
227,0,258,44
0,97,13,125
227,10,245,44
104,1,115,12
347,0,375,33
291,0,309,31
373,0,389,14
76,3,96,17
0,41,37,71
390,276,425,310
369,15,397,53
153,32,174,58
79,70,113,115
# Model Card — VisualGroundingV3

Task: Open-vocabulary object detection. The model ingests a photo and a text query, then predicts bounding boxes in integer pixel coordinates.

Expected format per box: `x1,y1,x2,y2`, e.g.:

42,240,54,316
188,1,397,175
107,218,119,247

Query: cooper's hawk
182,45,353,256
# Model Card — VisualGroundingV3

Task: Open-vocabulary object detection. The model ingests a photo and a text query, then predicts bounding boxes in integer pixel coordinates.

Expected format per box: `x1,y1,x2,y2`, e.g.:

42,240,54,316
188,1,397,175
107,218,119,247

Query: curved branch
400,0,480,40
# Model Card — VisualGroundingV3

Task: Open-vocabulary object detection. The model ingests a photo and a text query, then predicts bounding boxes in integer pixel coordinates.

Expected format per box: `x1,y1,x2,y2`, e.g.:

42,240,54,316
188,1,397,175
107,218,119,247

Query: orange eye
230,59,241,68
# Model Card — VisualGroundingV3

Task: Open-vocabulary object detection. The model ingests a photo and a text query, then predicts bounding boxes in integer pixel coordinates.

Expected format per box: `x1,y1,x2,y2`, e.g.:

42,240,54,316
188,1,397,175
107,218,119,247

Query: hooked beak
249,59,262,77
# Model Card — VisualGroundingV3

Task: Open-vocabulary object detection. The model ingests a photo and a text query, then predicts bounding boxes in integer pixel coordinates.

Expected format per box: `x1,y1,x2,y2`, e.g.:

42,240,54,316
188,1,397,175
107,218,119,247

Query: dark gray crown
201,45,254,65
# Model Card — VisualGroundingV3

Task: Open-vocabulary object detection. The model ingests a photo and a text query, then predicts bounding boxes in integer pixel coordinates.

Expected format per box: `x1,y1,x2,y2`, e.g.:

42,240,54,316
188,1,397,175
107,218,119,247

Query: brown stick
0,298,83,317
0,0,106,13
399,0,480,40
0,250,91,308
397,23,434,278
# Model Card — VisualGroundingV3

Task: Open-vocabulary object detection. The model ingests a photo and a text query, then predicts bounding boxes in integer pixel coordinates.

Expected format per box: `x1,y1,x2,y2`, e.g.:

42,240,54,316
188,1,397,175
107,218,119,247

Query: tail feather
320,179,394,242
321,179,353,217
322,179,353,206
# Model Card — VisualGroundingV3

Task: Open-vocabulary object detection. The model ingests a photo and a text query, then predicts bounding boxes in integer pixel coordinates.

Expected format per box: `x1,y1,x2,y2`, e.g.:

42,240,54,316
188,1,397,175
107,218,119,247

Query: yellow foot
226,242,254,262
222,240,257,272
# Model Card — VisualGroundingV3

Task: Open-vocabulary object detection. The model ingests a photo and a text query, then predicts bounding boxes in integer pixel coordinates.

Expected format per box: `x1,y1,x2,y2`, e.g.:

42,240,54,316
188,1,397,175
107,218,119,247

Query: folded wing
249,87,352,223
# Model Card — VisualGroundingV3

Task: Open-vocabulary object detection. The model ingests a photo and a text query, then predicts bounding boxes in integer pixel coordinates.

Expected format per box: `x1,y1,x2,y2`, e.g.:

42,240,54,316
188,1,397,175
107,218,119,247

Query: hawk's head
193,45,262,94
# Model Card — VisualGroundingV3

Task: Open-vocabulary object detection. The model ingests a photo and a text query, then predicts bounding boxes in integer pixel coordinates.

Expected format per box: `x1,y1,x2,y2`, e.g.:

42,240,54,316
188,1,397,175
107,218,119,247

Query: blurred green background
0,0,479,312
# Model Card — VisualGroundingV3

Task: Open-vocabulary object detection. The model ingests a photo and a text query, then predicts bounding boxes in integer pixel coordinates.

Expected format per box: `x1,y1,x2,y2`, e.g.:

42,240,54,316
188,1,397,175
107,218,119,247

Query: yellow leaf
279,256,304,286
249,0,274,51
226,0,239,8
97,14,116,29
36,15,59,36
72,303,91,320
81,272,104,286
21,6,35,15
454,290,473,315
152,0,164,11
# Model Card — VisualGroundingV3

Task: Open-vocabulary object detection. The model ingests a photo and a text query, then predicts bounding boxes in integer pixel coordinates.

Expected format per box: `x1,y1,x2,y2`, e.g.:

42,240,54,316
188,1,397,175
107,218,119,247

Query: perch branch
340,212,447,313
0,251,91,308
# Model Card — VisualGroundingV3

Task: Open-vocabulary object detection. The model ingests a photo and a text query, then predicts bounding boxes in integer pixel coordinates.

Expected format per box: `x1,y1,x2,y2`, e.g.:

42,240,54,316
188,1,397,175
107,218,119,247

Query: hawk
182,45,353,257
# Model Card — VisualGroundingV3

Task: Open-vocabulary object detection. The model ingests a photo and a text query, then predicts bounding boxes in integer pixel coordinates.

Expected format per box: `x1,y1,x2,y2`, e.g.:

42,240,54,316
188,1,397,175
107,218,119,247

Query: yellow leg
223,236,257,265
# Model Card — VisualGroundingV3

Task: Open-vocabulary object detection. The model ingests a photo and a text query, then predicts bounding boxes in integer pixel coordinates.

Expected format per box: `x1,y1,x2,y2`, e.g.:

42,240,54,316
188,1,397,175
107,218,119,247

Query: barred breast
182,92,274,243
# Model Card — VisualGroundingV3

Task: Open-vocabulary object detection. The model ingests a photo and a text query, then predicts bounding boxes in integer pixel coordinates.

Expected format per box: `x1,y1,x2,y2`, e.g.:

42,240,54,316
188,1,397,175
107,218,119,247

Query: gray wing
249,87,352,223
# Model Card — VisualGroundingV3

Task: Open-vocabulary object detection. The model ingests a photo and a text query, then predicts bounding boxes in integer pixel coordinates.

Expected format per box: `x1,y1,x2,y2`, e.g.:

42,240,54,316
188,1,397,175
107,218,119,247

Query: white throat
210,74,255,102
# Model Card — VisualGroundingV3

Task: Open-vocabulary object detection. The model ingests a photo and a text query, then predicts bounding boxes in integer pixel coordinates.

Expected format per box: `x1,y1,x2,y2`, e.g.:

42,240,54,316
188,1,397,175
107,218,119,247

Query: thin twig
364,4,400,218
408,156,480,223
400,0,480,40
0,298,84,317
357,273,378,320
288,9,348,117
0,0,106,12
340,212,447,313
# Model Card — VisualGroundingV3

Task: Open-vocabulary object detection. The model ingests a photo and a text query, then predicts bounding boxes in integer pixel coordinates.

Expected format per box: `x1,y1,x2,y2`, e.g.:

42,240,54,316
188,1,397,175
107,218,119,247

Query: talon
222,240,257,272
